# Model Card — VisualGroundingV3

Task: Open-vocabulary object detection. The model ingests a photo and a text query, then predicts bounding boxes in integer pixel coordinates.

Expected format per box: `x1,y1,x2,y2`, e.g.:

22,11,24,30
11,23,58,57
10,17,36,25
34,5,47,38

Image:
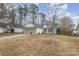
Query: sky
68,3,79,16
17,3,79,16
17,3,79,26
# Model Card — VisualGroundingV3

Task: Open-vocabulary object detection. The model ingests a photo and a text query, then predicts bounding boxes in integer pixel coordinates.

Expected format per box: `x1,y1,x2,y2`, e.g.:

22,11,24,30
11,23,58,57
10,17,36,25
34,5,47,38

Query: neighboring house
36,22,59,34
36,24,48,34
24,23,36,34
42,24,48,34
23,22,60,34
36,25,43,34
24,23,48,34
36,28,43,34
72,29,78,35
72,23,79,35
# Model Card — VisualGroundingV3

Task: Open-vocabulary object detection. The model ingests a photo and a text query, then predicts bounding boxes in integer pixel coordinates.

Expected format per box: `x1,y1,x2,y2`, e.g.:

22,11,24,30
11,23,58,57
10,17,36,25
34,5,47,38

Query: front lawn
0,33,23,37
0,34,79,56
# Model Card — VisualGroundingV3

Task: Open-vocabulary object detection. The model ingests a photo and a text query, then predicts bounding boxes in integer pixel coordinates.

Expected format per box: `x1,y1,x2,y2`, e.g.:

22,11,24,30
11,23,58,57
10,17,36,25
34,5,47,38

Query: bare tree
0,3,7,20
40,13,46,25
60,16,73,35
17,5,24,25
36,13,46,25
17,5,28,25
9,8,16,24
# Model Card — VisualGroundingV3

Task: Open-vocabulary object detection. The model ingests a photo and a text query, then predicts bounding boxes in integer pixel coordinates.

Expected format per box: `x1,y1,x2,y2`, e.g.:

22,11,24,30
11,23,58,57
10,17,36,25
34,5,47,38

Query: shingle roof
24,23,35,28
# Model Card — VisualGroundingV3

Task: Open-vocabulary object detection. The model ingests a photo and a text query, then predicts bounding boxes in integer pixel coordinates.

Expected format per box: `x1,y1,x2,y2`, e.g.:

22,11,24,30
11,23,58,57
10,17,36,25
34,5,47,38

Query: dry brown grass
0,34,79,56
0,33,23,37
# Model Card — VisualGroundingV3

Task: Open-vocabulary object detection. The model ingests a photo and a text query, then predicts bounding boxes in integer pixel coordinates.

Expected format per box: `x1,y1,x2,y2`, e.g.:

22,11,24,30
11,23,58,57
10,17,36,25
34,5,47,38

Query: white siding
53,28,57,34
36,28,43,34
14,28,23,33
